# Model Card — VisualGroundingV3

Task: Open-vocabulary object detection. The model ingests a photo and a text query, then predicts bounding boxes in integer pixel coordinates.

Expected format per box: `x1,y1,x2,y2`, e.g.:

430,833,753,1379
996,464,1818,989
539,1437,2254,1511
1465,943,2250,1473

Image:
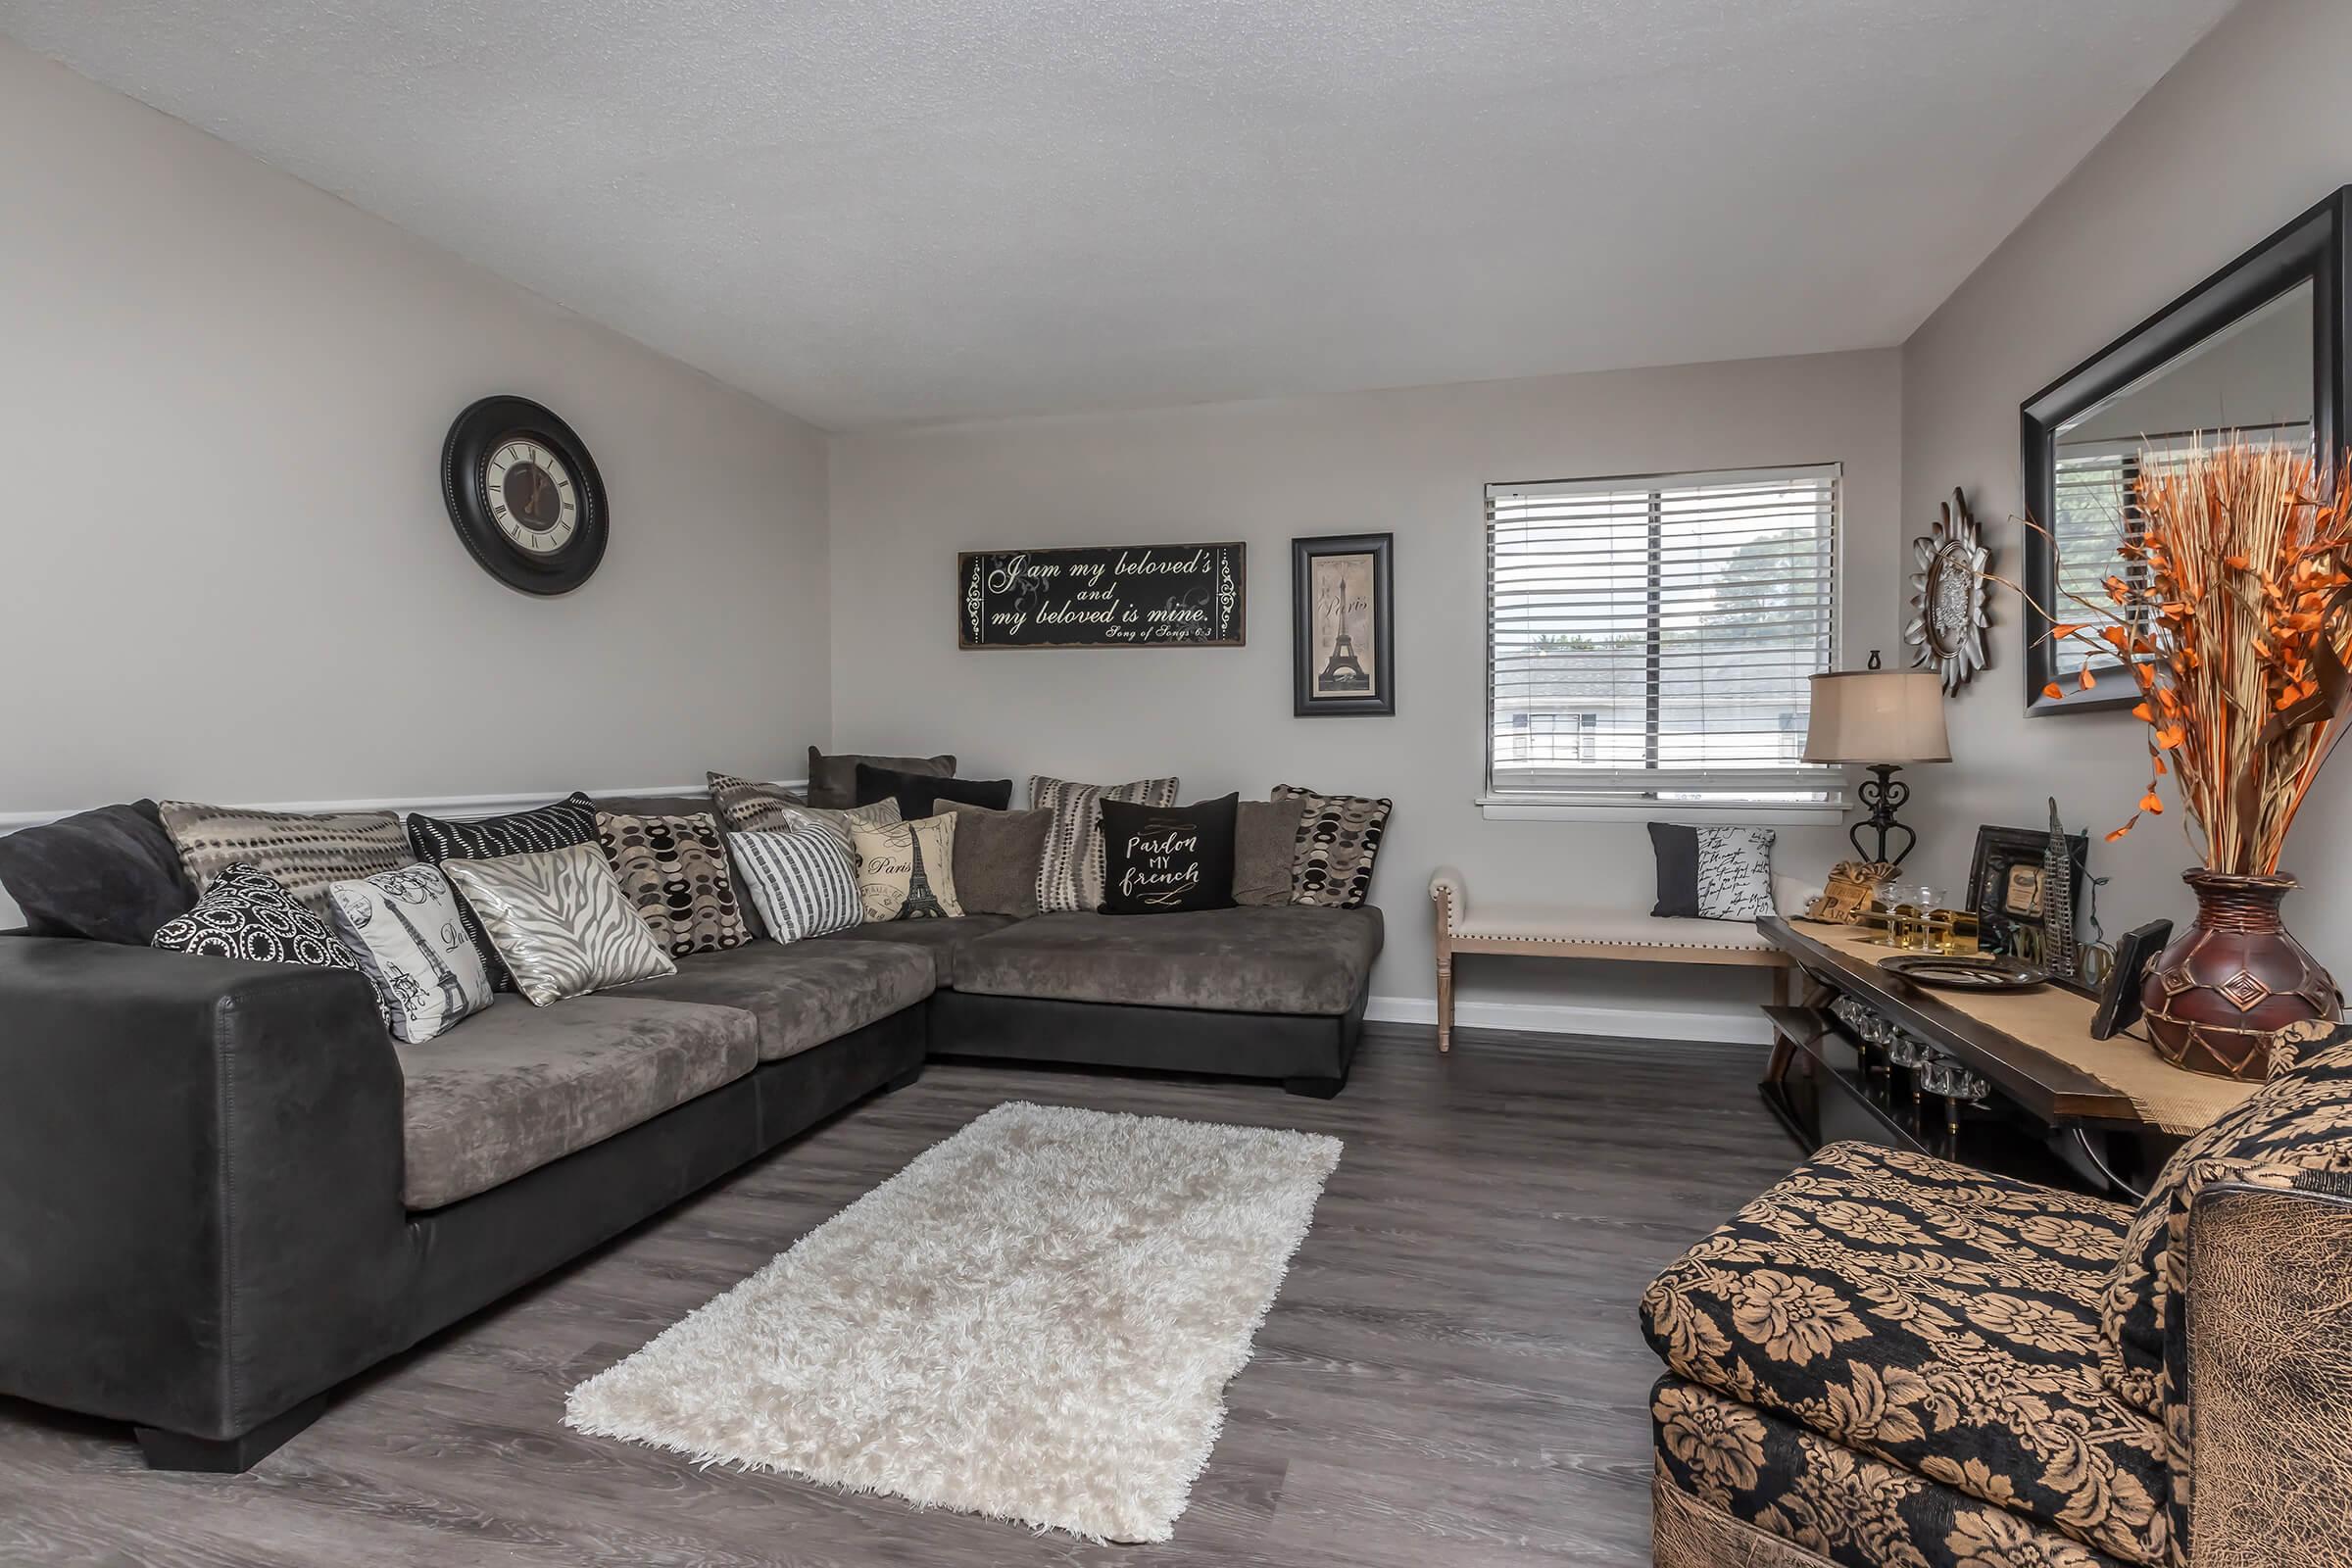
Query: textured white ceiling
1,1,2238,429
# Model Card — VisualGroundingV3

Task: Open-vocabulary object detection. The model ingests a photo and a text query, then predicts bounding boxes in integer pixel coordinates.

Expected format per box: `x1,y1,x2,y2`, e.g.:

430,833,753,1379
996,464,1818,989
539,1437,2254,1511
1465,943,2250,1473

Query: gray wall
0,39,830,821
1901,0,2352,972
829,352,1904,1028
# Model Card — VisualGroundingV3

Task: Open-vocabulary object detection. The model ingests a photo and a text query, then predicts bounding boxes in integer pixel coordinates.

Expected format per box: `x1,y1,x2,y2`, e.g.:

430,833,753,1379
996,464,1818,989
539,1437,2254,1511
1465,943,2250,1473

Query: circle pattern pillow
151,861,366,975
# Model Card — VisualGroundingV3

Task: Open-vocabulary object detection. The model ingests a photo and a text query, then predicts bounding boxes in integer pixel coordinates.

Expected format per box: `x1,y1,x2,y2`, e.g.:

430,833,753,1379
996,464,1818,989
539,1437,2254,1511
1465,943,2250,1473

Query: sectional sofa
0,790,1382,1474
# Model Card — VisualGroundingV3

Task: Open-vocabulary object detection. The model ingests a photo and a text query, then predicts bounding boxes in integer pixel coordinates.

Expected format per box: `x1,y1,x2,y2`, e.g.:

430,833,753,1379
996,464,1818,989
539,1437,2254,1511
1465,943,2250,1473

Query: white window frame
1478,463,1847,824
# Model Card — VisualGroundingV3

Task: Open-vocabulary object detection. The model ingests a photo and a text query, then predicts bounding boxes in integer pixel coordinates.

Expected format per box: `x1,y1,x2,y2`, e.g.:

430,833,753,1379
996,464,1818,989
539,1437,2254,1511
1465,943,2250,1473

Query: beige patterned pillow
850,814,962,921
778,797,903,854
1273,785,1392,909
1029,775,1179,912
595,809,752,957
158,802,409,917
441,844,676,1006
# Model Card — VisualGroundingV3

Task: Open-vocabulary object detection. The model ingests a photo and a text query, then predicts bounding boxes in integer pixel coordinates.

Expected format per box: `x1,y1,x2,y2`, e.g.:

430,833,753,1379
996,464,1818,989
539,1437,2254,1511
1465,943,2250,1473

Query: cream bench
1427,866,1802,1052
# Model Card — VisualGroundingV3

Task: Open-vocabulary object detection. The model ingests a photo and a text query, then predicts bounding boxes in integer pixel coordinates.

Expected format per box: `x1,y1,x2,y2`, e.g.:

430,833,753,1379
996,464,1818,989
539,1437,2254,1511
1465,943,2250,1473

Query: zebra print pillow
728,822,864,943
327,864,492,1043
440,844,676,1006
406,792,599,991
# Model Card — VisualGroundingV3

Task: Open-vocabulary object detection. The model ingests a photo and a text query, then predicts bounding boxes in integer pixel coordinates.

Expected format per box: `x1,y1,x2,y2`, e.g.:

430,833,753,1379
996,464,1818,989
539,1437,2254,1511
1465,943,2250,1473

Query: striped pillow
728,823,863,943
1028,775,1179,913
158,802,409,918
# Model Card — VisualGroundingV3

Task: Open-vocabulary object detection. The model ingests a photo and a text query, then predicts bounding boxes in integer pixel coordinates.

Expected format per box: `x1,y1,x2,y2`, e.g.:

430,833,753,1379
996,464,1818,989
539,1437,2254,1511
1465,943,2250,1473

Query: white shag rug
564,1101,1342,1543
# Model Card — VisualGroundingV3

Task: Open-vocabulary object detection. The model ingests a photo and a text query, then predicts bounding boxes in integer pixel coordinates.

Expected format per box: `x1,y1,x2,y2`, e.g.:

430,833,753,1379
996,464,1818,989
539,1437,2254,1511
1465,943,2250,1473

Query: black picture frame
1292,532,1395,716
2089,919,2175,1041
2020,187,2351,715
1967,824,2087,963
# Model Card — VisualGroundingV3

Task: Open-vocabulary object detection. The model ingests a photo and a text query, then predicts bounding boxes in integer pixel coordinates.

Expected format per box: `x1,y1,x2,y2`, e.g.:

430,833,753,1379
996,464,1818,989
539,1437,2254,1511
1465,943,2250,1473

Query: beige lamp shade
1803,669,1951,763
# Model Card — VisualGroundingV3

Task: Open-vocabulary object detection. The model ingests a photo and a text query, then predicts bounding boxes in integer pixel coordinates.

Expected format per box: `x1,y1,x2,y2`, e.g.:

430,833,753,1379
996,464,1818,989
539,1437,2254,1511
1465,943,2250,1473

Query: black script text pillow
1101,794,1239,915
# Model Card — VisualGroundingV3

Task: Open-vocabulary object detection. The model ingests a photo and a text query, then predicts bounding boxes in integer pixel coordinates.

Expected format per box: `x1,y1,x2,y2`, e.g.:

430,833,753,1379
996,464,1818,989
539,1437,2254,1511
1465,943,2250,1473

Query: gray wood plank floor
0,1023,1801,1567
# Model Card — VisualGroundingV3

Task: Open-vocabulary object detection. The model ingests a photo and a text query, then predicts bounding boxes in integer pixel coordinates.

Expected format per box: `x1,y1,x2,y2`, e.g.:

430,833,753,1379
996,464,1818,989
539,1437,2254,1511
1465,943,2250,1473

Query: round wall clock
440,396,609,595
1906,487,1991,692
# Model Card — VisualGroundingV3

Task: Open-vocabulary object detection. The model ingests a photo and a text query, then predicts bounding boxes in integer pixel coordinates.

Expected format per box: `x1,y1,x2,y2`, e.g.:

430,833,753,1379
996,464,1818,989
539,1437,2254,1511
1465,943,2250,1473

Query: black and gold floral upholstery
1640,1141,2165,1565
1653,1378,2130,1568
2100,1029,2352,1422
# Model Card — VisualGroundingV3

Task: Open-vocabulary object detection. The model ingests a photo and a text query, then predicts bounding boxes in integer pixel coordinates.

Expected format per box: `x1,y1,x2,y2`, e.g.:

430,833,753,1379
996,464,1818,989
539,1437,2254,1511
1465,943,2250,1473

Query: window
1484,464,1840,815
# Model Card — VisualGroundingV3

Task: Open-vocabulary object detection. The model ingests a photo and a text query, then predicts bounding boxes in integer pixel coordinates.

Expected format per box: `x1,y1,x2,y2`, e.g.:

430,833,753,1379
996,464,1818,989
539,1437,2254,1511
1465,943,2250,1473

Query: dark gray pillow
1232,799,1306,907
807,748,955,809
0,801,195,944
943,802,1050,918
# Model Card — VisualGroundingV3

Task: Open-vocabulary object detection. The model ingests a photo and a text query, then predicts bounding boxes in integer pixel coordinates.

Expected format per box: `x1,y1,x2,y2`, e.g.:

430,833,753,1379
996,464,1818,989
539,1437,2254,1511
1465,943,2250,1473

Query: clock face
442,396,608,595
482,438,580,556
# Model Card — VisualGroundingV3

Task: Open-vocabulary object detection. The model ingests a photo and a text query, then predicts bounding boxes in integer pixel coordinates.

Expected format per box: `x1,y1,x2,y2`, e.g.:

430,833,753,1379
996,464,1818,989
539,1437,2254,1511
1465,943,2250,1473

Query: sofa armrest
0,935,411,1440
2182,1177,2352,1567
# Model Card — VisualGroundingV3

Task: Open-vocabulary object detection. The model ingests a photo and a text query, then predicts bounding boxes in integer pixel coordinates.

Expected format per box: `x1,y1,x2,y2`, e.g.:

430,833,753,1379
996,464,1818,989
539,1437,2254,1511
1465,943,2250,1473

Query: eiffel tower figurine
1318,631,1371,692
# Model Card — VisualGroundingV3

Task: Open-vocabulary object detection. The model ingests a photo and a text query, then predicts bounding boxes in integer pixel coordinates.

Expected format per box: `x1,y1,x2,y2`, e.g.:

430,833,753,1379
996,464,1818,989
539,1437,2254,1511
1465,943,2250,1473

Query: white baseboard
1366,993,1771,1046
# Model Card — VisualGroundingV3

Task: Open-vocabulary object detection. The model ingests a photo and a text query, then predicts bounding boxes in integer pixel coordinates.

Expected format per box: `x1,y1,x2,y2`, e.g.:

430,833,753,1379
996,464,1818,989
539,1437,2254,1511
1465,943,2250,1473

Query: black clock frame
441,395,609,596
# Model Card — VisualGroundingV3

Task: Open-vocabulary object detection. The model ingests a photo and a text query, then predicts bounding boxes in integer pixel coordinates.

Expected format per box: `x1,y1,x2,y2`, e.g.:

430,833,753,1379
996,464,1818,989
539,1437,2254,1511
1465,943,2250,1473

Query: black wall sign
958,542,1247,649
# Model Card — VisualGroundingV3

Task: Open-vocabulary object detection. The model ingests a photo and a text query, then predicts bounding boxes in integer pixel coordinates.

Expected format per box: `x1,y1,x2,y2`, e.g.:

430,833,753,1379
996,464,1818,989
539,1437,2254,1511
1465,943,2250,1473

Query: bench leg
1436,952,1454,1054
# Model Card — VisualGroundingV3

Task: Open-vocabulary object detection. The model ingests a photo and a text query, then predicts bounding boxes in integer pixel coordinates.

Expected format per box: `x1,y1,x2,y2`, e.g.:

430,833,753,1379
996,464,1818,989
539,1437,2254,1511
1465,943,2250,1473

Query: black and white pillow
1649,824,1777,920
727,822,864,943
151,861,368,977
1100,794,1239,915
407,792,598,990
327,864,493,1043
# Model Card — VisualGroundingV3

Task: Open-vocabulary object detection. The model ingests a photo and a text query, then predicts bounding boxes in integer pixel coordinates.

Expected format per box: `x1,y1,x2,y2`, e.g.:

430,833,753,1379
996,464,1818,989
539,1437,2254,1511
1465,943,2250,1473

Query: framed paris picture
1292,532,1395,716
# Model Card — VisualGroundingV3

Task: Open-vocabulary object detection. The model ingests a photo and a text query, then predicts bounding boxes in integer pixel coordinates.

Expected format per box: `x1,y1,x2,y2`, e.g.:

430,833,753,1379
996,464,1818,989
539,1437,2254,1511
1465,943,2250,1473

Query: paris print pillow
328,863,493,1043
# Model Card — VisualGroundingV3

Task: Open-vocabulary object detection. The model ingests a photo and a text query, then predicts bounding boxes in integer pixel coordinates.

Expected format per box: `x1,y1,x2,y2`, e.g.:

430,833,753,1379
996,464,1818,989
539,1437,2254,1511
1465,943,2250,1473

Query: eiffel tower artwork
1317,631,1371,693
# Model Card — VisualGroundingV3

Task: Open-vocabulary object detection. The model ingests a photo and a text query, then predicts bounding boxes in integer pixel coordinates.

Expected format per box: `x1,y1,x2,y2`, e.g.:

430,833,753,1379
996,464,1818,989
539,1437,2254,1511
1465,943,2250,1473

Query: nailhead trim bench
1427,866,1798,1053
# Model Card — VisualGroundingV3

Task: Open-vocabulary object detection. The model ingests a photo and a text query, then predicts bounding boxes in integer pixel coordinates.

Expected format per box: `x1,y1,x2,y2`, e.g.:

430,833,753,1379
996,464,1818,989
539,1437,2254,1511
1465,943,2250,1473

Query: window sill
1477,796,1848,826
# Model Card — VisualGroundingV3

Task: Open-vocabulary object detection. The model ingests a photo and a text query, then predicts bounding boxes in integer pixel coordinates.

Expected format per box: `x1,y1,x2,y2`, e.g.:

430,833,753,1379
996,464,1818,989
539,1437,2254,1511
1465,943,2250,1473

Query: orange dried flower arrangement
2005,435,2349,1078
2025,437,2352,872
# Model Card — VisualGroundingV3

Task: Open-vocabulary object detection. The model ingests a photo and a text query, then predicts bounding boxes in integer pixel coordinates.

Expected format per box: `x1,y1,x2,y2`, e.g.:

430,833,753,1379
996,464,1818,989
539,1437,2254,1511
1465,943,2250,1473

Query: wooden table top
1759,916,2252,1132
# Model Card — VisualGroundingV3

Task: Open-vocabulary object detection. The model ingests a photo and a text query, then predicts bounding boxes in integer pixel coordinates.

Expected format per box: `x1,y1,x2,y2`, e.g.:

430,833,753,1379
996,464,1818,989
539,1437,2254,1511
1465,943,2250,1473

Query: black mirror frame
2019,186,2352,715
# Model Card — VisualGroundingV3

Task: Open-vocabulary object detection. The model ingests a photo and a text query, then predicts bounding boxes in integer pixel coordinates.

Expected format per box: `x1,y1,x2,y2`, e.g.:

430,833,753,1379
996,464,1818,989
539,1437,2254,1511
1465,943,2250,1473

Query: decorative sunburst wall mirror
1906,488,1990,692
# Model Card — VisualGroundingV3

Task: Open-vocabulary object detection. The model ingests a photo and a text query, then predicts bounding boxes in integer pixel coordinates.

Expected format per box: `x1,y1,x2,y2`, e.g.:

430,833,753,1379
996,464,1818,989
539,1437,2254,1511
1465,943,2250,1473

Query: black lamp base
1851,763,1915,868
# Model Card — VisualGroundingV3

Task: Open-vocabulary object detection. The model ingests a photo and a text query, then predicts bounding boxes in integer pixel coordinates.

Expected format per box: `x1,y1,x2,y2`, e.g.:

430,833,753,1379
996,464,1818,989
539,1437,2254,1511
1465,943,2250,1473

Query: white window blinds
1485,465,1840,802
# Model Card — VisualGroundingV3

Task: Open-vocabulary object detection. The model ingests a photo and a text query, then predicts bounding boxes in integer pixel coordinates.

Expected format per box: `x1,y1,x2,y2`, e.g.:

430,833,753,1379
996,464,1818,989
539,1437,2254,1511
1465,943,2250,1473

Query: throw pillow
850,814,963,921
595,809,752,957
0,800,194,944
942,802,1051,918
854,762,1013,820
1273,785,1392,909
440,844,676,1006
1030,774,1180,912
775,797,904,855
728,822,865,943
1647,823,1777,920
705,772,808,836
407,792,599,991
151,861,366,980
158,802,409,917
2100,1027,2352,1418
1100,794,1239,915
326,864,492,1043
1231,798,1307,907
807,748,955,809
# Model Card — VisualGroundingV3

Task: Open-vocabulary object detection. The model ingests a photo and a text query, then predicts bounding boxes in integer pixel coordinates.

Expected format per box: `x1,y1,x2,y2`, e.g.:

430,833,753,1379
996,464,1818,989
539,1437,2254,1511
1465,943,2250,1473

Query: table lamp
1803,654,1951,867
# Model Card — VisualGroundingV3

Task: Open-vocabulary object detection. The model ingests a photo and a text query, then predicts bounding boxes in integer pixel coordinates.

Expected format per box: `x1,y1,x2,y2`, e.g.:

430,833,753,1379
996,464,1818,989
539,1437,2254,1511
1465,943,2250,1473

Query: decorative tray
1878,954,2046,993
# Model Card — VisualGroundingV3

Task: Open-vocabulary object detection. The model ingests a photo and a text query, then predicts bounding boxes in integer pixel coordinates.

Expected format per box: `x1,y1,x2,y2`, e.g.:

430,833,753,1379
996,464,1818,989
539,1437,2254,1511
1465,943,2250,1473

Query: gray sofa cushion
808,913,1018,987
624,938,935,1061
956,906,1383,1015
397,995,759,1210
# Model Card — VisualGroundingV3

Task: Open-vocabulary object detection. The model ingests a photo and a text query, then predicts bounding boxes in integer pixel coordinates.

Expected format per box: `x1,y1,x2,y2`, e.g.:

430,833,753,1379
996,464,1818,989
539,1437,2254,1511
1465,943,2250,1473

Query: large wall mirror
2020,188,2350,714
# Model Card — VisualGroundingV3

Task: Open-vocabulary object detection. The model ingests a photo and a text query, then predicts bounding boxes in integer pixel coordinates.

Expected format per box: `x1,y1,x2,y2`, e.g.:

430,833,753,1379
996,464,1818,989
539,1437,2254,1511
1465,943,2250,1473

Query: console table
1756,916,2257,1197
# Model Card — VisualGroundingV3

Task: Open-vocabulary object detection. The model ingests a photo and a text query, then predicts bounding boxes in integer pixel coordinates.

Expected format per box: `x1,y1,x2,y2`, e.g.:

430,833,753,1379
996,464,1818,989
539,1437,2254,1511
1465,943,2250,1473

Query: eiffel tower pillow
850,813,964,921
327,864,493,1043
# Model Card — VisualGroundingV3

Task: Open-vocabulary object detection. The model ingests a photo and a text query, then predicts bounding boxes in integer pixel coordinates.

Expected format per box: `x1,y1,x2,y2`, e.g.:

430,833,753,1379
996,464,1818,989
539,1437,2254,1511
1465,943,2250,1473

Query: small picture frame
1967,824,2085,961
1292,533,1395,716
2089,919,2174,1040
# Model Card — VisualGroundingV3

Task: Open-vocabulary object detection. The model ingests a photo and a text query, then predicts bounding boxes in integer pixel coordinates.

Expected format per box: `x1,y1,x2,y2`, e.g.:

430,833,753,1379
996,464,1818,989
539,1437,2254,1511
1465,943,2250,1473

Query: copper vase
2141,870,2340,1080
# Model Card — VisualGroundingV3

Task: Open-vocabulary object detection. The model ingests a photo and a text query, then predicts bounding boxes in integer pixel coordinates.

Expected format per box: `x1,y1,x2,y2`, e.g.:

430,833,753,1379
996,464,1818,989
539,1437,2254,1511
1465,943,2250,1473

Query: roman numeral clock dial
439,397,608,595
